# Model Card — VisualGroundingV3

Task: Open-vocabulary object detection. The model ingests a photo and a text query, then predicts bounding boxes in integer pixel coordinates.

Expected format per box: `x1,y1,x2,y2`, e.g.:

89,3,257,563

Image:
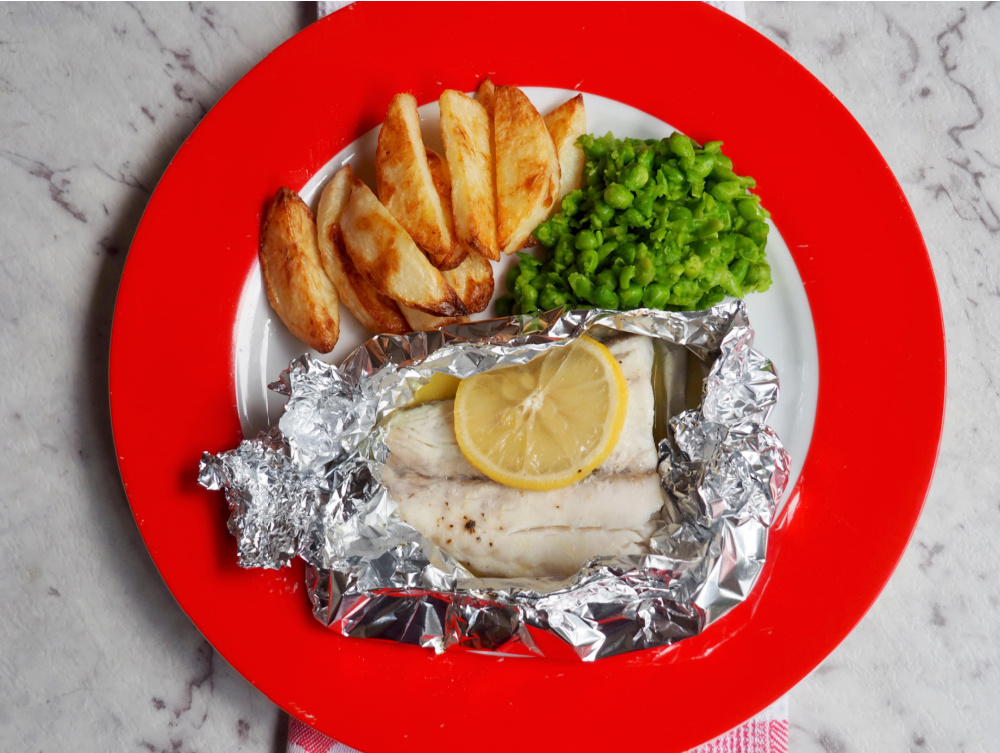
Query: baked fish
382,333,665,579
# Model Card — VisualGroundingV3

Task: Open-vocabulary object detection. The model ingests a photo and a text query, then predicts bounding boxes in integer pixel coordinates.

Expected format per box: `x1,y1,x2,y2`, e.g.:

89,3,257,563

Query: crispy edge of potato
317,166,409,335
376,93,461,269
425,147,452,209
543,93,587,207
259,187,340,353
427,146,495,313
493,85,561,255
340,176,466,317
474,77,495,117
442,248,494,314
423,147,468,271
398,303,469,332
439,89,500,262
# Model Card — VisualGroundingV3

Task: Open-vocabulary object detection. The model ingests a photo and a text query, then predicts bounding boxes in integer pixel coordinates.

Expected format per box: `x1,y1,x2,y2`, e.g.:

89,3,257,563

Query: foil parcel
199,302,789,660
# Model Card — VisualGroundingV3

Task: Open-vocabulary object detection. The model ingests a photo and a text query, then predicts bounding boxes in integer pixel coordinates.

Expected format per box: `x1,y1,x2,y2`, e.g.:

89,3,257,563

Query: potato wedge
425,147,452,209
494,85,561,255
399,304,469,332
474,77,495,117
439,89,500,261
258,187,340,353
341,177,466,317
317,166,408,334
442,248,494,314
376,93,464,270
544,93,587,208
424,147,472,273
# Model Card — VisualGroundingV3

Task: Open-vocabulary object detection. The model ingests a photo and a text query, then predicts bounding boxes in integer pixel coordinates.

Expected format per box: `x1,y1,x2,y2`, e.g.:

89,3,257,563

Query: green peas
538,285,569,311
500,131,771,315
619,284,644,309
554,238,575,267
669,205,693,222
737,197,764,222
506,264,522,292
614,242,637,265
634,255,656,287
684,254,705,278
517,283,538,312
595,269,617,289
621,207,648,227
730,258,750,283
669,132,696,169
637,147,655,172
622,162,650,191
747,220,769,246
619,265,636,289
604,183,633,210
689,154,715,180
596,241,618,265
591,285,619,309
534,221,556,248
576,248,599,275
560,190,583,217
568,273,594,301
698,286,726,309
592,199,615,226
744,262,772,292
671,278,700,306
642,283,671,309
575,229,599,251
710,180,744,203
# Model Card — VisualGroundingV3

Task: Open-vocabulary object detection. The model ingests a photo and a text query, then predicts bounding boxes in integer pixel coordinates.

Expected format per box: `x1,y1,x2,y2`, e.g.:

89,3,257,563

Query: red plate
110,3,944,751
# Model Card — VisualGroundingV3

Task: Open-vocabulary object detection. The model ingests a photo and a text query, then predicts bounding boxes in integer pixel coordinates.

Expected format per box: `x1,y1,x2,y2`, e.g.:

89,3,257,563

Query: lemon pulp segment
453,336,628,490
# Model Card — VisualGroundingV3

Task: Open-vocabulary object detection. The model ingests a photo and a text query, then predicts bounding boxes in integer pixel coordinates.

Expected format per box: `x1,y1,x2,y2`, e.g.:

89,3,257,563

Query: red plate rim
109,4,945,751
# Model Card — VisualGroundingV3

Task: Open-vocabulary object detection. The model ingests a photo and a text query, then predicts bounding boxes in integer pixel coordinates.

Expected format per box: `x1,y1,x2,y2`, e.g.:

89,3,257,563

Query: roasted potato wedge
399,303,470,332
474,77,495,116
442,248,494,314
376,93,464,270
544,93,587,208
340,177,466,317
494,85,561,255
258,187,340,353
425,147,452,209
439,89,500,261
425,147,472,273
316,166,408,334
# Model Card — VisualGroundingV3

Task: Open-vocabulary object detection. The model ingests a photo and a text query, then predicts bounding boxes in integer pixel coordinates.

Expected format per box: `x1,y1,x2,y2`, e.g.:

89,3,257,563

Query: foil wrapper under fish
199,301,789,660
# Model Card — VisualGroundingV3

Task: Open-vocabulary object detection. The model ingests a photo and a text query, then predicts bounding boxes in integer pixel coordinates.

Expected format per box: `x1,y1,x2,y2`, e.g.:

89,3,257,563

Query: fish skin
382,334,664,578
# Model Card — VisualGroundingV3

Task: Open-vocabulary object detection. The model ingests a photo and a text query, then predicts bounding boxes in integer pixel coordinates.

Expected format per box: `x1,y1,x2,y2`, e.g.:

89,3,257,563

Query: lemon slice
454,336,628,490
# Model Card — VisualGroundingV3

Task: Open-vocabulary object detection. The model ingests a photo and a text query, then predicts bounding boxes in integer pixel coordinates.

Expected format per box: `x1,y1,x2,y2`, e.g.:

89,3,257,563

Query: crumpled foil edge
199,301,789,660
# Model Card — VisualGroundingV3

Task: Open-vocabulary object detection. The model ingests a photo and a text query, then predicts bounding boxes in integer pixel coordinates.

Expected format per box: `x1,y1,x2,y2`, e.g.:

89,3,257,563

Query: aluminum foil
199,301,789,660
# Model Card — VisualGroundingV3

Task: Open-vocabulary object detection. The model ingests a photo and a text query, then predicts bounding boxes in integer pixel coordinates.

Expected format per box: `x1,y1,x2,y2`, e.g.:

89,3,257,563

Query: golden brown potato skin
474,77,496,117
341,177,466,317
439,89,500,262
317,166,408,335
494,85,561,255
442,248,494,314
376,94,464,270
258,187,340,353
544,93,587,208
398,303,469,332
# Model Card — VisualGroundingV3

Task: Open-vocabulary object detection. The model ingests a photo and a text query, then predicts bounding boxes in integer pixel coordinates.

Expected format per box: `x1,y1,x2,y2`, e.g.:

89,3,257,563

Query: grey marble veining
1,3,998,752
746,5,1000,751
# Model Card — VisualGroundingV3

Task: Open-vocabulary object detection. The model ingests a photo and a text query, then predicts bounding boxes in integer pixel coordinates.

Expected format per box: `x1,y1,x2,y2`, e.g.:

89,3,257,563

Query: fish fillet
382,334,664,578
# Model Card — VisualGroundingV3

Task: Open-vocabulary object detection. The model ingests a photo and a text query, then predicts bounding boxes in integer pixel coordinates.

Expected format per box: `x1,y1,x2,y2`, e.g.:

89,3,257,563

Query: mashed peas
497,132,772,315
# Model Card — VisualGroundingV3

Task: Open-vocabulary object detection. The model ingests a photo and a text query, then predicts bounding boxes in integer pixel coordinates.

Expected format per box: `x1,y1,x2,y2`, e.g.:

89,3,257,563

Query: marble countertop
2,3,998,751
